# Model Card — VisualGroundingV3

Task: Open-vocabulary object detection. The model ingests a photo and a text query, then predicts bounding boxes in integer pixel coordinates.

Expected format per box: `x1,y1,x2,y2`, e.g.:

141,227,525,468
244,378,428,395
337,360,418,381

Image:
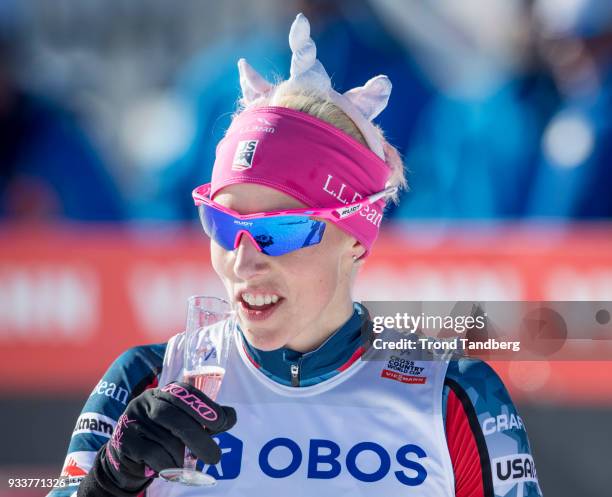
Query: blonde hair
236,82,407,204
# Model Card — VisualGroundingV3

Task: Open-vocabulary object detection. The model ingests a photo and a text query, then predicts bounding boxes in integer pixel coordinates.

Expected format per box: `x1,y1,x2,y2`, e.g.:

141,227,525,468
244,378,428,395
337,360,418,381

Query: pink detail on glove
110,414,135,453
106,444,120,471
161,384,219,422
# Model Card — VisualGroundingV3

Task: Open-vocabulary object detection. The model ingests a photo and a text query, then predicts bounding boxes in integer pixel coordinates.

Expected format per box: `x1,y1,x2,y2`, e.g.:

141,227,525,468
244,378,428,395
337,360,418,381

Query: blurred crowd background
2,0,612,224
1,0,612,496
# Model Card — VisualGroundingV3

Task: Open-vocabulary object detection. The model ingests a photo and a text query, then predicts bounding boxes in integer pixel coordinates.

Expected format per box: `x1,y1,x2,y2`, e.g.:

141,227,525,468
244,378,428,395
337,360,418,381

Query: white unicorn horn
289,13,317,77
288,13,331,91
344,75,392,121
238,58,273,104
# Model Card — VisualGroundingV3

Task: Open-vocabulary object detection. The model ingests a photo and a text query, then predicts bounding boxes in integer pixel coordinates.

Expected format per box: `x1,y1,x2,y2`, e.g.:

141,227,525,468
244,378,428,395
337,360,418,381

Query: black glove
77,382,237,497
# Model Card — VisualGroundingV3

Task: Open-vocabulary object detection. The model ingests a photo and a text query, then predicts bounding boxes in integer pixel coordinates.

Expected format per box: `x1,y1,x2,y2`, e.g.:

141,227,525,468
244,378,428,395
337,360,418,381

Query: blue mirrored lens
198,205,326,256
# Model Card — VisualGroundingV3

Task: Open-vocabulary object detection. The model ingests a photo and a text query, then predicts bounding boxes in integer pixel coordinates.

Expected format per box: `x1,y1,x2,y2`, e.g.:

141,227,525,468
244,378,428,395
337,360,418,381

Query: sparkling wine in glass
159,296,235,487
184,365,225,400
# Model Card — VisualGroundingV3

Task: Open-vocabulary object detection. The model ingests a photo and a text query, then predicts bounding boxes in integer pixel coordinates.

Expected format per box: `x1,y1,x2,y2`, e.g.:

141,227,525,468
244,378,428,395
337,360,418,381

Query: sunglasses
192,183,397,256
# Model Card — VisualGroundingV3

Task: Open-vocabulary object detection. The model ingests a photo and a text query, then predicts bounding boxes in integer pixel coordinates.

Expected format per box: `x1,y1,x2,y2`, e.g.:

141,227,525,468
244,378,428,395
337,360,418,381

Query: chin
242,327,290,351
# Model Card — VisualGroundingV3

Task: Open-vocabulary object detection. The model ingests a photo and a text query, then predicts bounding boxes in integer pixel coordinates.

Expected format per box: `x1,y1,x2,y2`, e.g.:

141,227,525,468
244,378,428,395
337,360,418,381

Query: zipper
290,363,300,387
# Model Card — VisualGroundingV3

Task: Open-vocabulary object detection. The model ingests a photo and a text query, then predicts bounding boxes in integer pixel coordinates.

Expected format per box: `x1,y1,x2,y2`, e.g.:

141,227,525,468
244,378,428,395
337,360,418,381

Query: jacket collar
239,302,369,386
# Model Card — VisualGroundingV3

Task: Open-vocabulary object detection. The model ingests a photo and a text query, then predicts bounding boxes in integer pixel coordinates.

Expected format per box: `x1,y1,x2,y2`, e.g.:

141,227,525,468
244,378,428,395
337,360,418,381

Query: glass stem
184,447,199,471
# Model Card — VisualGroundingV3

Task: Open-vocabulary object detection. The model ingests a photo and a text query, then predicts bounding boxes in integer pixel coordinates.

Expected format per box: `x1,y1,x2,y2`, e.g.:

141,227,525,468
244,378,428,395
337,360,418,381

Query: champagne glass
159,295,235,487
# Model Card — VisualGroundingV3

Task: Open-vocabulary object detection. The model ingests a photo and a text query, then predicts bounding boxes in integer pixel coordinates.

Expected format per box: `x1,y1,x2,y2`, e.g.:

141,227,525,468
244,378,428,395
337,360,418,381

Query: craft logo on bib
232,140,259,171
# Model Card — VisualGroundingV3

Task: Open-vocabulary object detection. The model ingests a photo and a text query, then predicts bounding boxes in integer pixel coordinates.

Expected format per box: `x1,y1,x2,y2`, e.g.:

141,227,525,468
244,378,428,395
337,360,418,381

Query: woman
49,14,542,497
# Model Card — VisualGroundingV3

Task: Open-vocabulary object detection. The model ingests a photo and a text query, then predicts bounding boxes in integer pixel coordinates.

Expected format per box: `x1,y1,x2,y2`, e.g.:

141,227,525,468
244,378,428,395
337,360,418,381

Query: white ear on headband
344,75,392,121
236,12,391,160
238,58,274,103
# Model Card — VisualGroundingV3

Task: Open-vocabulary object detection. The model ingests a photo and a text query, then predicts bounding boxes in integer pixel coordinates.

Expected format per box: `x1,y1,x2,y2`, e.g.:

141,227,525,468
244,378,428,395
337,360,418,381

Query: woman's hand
77,382,236,497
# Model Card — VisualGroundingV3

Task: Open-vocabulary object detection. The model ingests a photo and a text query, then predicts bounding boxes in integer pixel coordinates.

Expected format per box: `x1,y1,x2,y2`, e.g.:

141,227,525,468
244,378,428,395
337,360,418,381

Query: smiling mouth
242,300,277,312
238,293,284,318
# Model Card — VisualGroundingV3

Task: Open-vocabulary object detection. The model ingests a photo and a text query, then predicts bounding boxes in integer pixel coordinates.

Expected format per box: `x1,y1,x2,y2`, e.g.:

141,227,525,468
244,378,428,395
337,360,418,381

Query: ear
343,75,392,121
237,58,273,104
351,240,367,263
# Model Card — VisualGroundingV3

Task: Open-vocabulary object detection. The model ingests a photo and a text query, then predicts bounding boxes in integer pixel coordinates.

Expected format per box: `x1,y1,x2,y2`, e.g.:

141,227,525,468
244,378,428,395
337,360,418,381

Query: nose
232,231,270,280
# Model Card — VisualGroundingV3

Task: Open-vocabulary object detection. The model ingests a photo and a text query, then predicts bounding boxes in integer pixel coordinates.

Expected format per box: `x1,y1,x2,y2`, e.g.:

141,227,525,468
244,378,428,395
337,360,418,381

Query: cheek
210,241,231,283
284,241,345,306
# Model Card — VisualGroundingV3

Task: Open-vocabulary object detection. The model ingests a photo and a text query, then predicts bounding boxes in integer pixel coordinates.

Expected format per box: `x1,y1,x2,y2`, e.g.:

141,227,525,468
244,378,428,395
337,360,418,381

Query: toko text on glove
77,382,237,497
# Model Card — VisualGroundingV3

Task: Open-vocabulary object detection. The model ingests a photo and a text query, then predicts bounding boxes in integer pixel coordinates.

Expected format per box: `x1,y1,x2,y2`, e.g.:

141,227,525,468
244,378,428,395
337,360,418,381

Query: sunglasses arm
367,186,397,204
331,186,397,220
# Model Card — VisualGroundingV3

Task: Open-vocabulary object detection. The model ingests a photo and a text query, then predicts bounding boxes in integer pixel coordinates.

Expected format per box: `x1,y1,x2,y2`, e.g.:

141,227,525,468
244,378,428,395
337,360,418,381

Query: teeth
241,293,280,307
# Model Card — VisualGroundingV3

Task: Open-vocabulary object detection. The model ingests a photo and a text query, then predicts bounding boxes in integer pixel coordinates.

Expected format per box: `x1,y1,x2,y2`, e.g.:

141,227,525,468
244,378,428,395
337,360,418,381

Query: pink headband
210,106,392,255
